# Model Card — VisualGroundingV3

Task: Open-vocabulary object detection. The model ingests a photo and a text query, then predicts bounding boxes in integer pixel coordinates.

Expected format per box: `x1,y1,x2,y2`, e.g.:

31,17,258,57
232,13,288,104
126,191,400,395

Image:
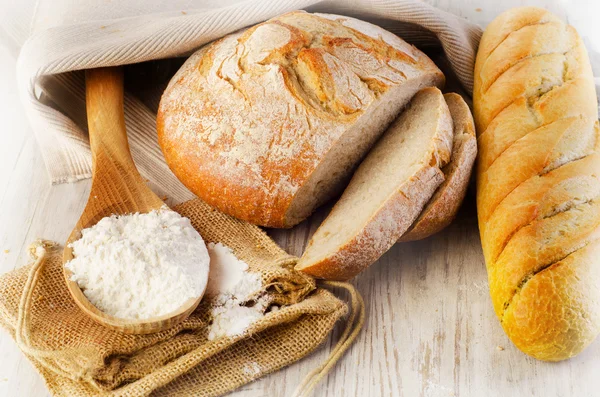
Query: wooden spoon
63,67,202,334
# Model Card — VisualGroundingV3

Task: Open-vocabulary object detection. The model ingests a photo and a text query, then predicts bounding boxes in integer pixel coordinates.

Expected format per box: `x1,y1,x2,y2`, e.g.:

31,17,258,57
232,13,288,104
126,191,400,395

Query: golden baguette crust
502,243,600,361
474,6,600,361
399,93,477,242
158,11,443,228
482,154,600,266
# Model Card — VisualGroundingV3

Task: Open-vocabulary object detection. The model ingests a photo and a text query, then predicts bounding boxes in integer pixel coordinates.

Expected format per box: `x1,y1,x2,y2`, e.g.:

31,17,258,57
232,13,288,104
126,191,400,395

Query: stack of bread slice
296,88,477,280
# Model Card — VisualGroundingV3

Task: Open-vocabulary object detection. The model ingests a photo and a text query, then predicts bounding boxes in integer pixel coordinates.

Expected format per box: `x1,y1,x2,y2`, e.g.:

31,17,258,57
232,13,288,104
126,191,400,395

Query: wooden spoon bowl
63,67,203,334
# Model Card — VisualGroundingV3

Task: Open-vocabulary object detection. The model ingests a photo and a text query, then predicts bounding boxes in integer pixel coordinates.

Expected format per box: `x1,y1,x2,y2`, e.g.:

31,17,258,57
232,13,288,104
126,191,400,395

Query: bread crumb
3,249,8,254
100,25,106,29
497,346,504,351
475,8,482,12
181,11,187,15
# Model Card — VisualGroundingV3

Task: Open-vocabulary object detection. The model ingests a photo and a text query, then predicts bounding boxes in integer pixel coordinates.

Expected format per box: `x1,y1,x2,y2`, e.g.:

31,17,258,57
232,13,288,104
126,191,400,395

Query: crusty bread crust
296,87,453,280
502,243,600,361
399,93,477,242
157,11,443,228
474,6,600,361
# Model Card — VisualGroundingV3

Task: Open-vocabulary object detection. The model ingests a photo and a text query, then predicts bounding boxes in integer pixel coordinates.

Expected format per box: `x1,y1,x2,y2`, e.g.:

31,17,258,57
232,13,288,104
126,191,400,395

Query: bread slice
295,87,453,280
399,93,477,242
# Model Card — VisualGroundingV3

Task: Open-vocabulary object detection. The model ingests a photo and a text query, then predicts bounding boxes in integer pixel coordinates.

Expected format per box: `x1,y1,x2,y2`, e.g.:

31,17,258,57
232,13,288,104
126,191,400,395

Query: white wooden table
1,1,599,396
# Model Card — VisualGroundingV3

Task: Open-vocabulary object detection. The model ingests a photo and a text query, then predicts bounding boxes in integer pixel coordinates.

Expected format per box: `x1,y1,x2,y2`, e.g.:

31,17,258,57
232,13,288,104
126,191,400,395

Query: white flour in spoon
66,206,268,333
65,206,210,320
205,242,267,340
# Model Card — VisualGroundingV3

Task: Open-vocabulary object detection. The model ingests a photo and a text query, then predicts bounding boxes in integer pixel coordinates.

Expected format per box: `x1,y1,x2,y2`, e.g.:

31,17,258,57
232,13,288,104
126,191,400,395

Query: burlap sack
0,198,356,396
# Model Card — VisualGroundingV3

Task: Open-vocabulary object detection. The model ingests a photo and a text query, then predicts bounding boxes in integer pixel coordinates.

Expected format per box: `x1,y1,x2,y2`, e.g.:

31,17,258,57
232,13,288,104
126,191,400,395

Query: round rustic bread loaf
158,11,444,227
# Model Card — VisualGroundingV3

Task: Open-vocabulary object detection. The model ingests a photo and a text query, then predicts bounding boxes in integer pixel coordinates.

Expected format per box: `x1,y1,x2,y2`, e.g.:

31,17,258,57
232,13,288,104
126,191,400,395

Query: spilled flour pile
205,242,268,340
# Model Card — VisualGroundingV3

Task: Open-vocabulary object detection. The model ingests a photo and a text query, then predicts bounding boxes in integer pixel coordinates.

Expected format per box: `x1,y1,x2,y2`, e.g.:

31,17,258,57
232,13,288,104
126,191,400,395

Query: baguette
399,93,477,242
474,7,600,361
296,87,453,280
158,11,444,228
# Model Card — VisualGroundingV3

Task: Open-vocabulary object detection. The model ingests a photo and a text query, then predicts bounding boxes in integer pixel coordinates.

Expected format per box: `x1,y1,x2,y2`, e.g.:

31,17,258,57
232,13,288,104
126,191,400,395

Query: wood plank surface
1,1,599,396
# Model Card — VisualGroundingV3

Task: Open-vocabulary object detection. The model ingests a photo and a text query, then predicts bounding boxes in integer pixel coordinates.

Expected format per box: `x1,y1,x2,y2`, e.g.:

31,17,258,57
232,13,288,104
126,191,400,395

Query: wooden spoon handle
82,67,163,225
86,67,137,174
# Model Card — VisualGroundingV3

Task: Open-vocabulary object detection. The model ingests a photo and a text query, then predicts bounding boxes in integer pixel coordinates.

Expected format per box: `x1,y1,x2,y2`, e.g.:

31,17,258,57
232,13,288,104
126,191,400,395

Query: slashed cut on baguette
399,93,477,242
295,87,453,280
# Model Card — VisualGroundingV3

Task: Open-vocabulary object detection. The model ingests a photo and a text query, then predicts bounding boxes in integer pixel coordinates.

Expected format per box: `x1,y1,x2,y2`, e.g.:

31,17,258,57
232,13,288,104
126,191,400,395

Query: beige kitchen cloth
0,198,358,396
14,0,483,191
